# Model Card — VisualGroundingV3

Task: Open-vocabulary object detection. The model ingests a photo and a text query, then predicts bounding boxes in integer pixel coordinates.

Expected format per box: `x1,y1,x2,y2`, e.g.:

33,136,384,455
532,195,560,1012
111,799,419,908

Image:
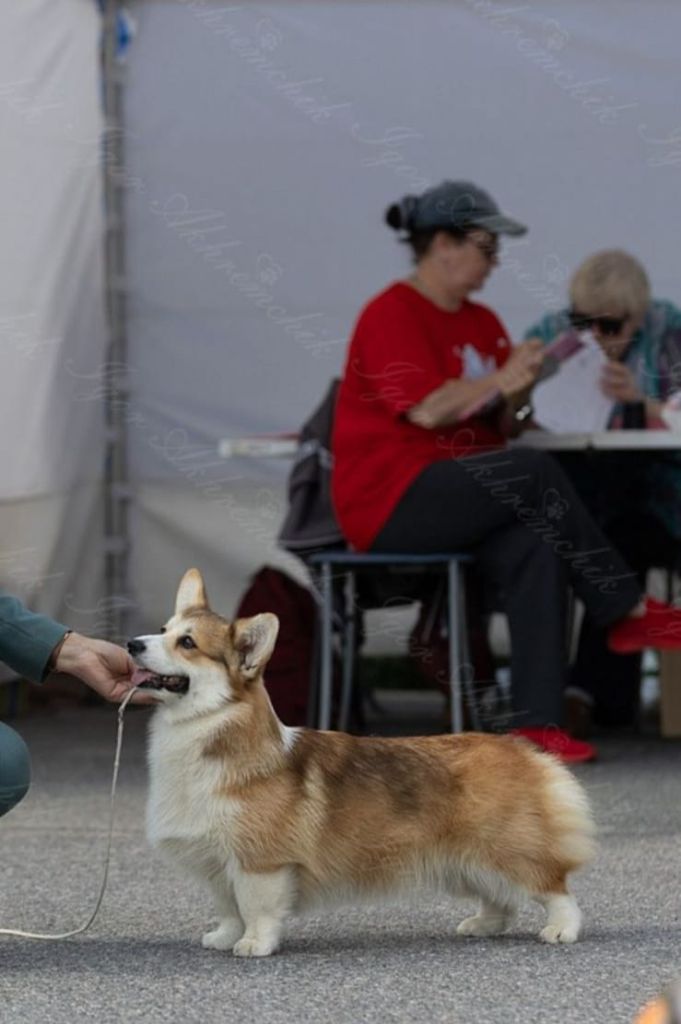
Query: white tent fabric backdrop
0,0,107,645
125,0,681,631
2,1,681,643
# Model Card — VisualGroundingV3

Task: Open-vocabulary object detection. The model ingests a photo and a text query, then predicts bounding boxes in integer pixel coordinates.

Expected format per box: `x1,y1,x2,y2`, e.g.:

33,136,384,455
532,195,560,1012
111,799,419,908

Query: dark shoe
564,692,594,740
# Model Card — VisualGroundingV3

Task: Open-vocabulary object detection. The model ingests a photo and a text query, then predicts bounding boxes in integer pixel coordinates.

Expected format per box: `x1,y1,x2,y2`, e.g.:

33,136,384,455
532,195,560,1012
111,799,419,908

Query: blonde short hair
569,250,650,321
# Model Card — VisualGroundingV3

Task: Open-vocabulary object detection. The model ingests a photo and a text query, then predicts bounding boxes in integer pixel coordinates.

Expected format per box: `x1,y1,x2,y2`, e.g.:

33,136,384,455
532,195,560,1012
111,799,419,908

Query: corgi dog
128,568,595,958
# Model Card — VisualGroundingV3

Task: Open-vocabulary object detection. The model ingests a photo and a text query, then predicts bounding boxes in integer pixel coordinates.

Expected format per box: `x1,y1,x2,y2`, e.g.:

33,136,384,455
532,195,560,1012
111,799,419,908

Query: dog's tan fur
132,569,595,957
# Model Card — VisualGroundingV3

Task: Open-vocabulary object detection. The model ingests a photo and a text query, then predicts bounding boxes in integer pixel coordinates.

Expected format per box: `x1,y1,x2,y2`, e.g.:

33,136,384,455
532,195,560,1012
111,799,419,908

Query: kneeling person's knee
0,723,31,817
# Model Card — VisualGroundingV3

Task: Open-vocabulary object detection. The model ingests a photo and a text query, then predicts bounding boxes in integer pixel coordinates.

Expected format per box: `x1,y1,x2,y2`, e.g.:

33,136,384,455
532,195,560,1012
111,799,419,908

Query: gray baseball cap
410,180,527,236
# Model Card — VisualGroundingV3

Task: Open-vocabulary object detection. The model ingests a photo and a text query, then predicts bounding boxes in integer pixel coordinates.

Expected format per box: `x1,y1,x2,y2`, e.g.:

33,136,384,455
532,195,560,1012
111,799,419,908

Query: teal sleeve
522,311,567,345
0,592,69,683
657,299,681,331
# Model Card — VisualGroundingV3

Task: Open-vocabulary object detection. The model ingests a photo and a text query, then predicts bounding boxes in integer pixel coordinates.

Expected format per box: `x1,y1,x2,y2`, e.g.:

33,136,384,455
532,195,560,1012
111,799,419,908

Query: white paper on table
532,332,614,433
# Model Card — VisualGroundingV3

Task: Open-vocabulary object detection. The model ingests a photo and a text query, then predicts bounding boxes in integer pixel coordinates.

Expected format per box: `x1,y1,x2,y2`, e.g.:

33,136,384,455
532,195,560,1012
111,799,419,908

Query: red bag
234,566,318,726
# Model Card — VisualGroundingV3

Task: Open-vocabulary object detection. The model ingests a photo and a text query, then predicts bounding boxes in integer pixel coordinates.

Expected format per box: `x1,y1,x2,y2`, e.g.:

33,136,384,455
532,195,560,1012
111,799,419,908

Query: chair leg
307,574,321,728
318,560,334,730
338,570,356,732
458,574,482,731
447,560,464,733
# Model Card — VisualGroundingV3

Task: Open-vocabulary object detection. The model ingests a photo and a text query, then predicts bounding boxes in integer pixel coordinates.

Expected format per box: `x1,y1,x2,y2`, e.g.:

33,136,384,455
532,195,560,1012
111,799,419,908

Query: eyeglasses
568,310,629,337
465,234,499,262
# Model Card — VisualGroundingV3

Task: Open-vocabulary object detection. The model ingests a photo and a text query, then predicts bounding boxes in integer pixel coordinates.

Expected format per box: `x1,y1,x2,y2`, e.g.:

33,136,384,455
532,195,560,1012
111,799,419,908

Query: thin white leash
0,686,140,941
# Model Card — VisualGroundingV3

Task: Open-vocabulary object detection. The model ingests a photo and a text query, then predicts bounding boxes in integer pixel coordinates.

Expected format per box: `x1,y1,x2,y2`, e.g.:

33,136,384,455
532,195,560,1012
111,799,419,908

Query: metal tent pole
101,1,132,642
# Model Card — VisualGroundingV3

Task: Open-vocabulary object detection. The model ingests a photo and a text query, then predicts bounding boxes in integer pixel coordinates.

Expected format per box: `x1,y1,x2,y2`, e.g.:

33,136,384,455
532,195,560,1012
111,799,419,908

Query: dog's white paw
232,936,278,958
202,920,243,950
539,923,579,945
456,914,509,937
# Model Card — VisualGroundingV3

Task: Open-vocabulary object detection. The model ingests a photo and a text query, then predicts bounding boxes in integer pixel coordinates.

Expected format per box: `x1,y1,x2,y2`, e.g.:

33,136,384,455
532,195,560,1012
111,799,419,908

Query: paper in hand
532,331,614,433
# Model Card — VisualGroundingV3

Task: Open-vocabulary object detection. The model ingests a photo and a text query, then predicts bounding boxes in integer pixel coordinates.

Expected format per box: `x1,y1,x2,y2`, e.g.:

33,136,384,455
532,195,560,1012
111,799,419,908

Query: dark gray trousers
0,720,31,818
372,448,642,727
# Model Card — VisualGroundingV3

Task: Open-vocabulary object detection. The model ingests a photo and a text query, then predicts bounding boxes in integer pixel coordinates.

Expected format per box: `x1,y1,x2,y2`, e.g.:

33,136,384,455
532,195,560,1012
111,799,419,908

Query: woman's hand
494,338,545,399
53,633,155,704
600,361,642,403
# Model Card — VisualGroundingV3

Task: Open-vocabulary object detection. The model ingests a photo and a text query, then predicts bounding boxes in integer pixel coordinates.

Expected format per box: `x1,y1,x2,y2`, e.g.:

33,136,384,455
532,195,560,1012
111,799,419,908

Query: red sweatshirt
332,282,511,551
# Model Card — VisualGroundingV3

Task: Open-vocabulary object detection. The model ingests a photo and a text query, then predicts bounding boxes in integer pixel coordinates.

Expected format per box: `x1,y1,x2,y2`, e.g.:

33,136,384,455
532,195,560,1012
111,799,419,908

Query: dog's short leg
536,892,582,944
231,866,293,958
202,879,244,951
457,899,516,938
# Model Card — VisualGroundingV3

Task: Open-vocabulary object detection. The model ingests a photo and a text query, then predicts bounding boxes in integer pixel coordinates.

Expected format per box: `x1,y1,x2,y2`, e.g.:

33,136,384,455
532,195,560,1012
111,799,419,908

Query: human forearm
407,374,500,429
0,592,68,683
406,339,544,430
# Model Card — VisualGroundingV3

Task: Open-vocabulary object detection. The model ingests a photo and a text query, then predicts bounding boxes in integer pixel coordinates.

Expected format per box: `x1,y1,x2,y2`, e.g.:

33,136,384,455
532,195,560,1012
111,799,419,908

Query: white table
515,429,681,452
218,430,681,459
218,436,298,458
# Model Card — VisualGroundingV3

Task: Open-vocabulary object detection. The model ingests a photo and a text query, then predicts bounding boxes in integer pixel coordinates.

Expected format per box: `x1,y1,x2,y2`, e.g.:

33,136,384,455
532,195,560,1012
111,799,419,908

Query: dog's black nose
127,639,146,656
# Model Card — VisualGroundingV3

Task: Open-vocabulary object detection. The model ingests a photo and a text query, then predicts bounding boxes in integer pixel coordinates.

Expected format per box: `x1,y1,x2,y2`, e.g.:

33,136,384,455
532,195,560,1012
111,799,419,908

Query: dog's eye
179,635,196,650
159,627,166,634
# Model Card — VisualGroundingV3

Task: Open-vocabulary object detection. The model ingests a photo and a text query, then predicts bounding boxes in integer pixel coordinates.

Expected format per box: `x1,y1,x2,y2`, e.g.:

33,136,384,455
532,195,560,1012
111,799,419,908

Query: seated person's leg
569,619,642,731
569,512,677,731
371,449,642,747
0,721,31,818
473,519,569,729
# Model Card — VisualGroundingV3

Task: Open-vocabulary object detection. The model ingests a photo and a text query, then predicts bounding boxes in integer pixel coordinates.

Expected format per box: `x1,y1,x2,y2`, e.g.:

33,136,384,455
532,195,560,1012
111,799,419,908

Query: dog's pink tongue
131,668,155,686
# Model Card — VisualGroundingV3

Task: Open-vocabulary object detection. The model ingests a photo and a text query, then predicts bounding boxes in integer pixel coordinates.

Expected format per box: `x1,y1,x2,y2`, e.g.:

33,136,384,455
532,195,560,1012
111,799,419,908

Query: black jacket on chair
278,379,345,560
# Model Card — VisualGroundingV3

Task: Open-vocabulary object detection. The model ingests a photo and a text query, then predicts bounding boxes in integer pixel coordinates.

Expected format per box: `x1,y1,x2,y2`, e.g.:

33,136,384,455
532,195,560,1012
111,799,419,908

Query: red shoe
608,597,681,653
511,727,597,764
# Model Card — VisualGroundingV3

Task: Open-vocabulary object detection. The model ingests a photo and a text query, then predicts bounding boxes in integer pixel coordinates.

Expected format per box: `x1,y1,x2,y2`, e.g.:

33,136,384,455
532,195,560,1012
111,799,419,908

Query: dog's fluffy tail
535,751,597,871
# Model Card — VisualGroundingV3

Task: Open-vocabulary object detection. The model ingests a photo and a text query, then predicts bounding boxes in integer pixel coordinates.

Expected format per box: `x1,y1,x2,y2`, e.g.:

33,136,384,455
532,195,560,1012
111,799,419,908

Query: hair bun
385,194,417,232
384,202,403,230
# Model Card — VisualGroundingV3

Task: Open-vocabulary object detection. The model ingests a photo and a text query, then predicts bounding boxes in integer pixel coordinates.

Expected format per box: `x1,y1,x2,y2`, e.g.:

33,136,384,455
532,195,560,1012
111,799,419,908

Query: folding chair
307,550,479,733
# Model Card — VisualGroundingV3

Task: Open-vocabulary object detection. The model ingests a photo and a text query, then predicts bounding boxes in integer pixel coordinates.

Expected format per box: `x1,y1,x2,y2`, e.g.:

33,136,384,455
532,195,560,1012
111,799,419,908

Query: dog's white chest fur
146,714,236,851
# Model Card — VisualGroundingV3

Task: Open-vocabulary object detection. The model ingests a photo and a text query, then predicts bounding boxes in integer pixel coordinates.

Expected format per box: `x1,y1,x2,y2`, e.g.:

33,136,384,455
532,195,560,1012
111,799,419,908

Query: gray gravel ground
1,696,680,1024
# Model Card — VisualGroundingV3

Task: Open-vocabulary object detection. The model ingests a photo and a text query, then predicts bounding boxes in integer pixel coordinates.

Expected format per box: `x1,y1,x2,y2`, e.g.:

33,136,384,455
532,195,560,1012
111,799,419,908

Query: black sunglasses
568,310,629,337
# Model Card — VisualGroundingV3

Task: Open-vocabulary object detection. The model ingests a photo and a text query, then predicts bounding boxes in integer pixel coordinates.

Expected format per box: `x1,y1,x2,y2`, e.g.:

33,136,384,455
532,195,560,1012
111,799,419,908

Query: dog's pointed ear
232,613,279,680
175,568,208,616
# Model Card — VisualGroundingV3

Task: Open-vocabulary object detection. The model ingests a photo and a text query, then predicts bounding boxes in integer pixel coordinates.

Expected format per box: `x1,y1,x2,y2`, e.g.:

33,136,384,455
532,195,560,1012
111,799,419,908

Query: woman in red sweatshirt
332,180,681,763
